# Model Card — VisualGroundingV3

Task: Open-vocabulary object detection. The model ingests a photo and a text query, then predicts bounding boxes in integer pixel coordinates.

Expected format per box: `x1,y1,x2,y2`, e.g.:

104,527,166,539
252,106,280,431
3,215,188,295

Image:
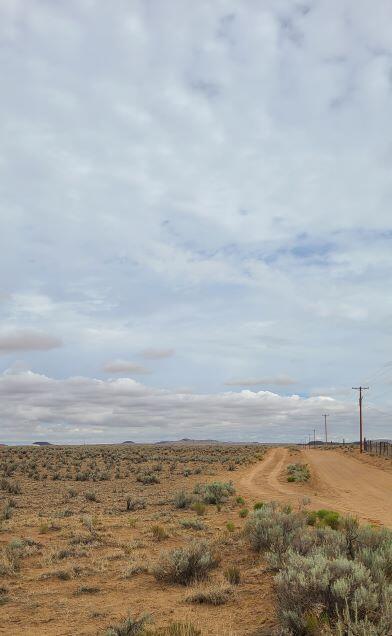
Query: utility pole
313,428,316,447
352,386,369,453
323,414,329,443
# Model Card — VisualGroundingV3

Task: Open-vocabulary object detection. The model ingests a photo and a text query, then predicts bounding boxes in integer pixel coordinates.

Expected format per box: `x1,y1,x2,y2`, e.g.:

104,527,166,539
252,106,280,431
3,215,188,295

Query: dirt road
237,447,392,527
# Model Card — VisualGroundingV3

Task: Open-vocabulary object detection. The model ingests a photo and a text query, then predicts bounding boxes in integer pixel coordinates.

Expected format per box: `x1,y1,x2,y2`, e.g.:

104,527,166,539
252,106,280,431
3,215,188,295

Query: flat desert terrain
1,444,391,635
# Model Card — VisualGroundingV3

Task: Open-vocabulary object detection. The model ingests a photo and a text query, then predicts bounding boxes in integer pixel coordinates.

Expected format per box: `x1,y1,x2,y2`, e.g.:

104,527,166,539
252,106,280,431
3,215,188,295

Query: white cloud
0,368,388,444
103,359,151,374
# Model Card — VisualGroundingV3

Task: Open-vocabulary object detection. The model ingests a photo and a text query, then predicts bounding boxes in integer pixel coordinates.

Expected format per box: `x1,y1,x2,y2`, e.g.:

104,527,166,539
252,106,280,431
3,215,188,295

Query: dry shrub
185,582,233,605
224,565,241,585
153,540,219,585
105,613,150,636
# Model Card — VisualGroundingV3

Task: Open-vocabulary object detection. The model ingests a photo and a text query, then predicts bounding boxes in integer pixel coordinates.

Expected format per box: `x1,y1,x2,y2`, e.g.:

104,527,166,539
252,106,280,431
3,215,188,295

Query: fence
364,439,392,457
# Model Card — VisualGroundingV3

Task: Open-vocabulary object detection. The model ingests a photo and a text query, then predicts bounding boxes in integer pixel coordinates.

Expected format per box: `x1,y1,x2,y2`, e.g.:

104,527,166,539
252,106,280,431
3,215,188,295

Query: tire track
236,447,392,527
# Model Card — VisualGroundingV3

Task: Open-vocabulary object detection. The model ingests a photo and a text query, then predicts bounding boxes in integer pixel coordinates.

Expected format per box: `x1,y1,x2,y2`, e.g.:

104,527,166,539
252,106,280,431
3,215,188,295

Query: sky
1,0,392,444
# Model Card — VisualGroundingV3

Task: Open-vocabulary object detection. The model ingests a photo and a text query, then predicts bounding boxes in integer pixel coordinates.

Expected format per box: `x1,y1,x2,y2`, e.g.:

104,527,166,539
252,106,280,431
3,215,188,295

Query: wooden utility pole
323,414,329,443
352,386,369,453
313,428,316,447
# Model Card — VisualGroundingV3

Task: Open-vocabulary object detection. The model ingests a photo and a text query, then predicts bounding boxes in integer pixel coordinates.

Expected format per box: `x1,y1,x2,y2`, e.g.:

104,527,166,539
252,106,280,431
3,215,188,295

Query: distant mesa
156,438,226,446
122,440,135,445
33,441,53,446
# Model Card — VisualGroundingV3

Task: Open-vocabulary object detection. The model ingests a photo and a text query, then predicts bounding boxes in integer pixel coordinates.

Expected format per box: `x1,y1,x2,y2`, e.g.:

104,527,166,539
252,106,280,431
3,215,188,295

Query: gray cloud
0,369,388,445
225,375,298,387
0,330,62,354
141,348,175,359
103,359,151,374
1,2,392,438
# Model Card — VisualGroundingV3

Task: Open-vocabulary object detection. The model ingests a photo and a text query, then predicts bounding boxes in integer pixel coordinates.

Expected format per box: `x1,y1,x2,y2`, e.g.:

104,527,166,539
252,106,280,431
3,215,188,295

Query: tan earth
238,446,392,527
1,444,391,635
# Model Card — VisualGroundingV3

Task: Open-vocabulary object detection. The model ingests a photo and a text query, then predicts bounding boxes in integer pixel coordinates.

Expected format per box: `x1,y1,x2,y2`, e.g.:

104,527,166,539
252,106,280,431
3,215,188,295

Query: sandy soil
0,445,274,636
2,444,392,636
237,446,392,527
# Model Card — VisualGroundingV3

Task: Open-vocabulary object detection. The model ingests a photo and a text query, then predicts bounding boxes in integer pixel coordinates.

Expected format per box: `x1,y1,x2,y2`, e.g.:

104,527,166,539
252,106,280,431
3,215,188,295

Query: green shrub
194,481,235,505
239,508,249,518
245,502,306,563
286,463,310,483
244,502,392,634
275,551,380,634
136,472,160,485
236,496,245,505
153,540,219,585
316,509,341,530
253,501,265,510
190,501,206,516
306,510,318,526
173,490,192,509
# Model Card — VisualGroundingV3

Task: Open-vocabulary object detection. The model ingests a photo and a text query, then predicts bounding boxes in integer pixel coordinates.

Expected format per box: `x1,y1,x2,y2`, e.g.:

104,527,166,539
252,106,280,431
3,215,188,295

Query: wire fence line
364,439,392,457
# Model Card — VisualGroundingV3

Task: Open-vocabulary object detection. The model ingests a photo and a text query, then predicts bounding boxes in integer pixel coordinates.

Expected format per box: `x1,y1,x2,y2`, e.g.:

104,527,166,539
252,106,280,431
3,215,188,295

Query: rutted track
237,447,392,527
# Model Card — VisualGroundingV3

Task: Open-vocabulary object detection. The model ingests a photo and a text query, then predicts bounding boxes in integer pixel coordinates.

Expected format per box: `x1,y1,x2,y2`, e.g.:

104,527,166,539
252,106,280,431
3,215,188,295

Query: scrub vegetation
1,443,391,635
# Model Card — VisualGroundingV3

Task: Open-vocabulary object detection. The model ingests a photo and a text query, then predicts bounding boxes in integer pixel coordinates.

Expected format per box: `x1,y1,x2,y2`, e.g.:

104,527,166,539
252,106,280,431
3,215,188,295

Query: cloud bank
0,368,388,445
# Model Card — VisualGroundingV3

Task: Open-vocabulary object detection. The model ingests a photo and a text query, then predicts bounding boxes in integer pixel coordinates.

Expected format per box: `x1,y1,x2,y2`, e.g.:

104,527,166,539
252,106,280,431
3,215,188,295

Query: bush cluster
245,503,392,634
286,463,310,483
153,540,219,585
193,481,235,505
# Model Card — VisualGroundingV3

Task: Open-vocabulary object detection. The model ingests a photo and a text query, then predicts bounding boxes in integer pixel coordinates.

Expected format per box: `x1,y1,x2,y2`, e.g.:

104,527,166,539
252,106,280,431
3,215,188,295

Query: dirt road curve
237,447,392,527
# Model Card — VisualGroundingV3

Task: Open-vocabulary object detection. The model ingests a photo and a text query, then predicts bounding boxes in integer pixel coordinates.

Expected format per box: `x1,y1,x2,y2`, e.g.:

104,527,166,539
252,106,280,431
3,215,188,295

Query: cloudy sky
1,0,392,444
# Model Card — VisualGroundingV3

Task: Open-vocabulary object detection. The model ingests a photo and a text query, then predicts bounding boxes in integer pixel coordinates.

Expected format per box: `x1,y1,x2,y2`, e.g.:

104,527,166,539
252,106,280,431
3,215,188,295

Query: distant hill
122,440,135,444
33,441,53,446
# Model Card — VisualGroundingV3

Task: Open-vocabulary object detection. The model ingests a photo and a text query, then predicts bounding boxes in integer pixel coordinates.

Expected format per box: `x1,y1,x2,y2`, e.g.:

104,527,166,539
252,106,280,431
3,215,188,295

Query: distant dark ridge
155,439,261,446
33,441,53,446
122,440,135,444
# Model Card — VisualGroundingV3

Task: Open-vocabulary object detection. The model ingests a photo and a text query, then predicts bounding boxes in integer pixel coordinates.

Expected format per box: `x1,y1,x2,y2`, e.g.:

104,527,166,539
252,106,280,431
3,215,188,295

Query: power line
365,383,392,403
362,362,392,386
